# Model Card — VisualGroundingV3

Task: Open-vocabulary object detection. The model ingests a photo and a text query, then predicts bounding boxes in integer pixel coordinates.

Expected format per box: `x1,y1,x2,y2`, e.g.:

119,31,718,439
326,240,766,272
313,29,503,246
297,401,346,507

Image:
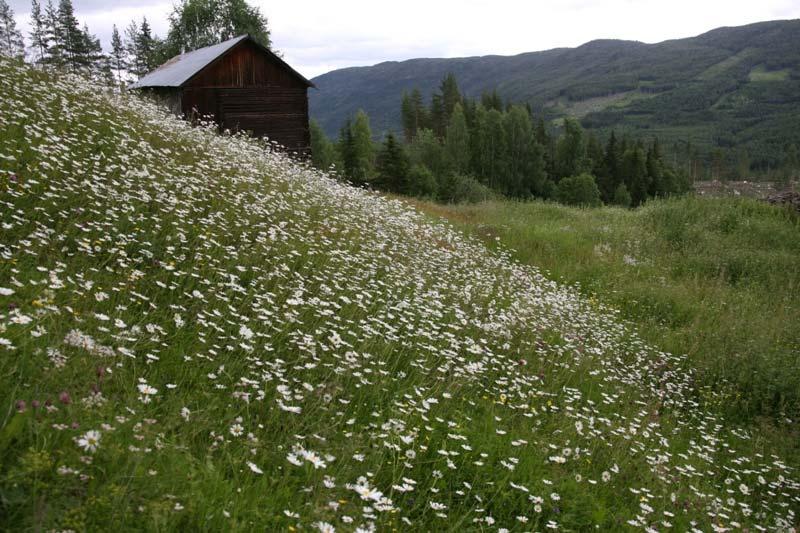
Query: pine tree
0,0,24,59
136,17,157,74
110,25,127,83
125,21,142,77
56,0,84,69
29,0,49,63
443,103,470,175
43,0,60,65
376,133,410,193
439,73,462,126
80,23,104,72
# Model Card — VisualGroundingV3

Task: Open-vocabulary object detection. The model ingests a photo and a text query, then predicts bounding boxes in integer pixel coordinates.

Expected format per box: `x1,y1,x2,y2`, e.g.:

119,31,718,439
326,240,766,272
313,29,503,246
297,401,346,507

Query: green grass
2,59,800,531
748,65,791,82
408,196,800,423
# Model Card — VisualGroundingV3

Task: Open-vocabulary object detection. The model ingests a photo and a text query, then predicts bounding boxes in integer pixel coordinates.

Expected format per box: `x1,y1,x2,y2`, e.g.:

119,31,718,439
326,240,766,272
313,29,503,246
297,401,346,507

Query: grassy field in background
408,196,800,426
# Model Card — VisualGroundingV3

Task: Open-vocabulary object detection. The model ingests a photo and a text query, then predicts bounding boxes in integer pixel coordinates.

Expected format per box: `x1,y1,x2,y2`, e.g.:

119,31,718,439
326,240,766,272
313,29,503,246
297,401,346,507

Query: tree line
311,74,692,206
0,0,271,83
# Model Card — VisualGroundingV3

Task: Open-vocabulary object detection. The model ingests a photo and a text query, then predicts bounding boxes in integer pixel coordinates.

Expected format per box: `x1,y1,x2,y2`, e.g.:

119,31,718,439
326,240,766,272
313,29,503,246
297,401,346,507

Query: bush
556,173,602,207
613,182,632,207
407,164,439,198
439,174,495,204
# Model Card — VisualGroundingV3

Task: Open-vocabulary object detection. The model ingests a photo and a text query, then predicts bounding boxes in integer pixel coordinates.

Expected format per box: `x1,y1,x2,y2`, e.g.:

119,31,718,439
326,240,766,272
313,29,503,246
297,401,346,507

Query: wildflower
239,324,254,340
230,424,244,437
77,430,101,453
0,287,14,296
246,462,263,474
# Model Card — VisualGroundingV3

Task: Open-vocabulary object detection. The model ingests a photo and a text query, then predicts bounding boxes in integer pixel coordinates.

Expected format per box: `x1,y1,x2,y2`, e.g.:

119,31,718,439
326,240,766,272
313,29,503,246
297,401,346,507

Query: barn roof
129,34,314,89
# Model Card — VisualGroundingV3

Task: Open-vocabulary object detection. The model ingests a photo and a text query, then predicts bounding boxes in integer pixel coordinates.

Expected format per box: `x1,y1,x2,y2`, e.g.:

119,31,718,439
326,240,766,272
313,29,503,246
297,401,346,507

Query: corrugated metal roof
130,36,248,89
129,35,313,89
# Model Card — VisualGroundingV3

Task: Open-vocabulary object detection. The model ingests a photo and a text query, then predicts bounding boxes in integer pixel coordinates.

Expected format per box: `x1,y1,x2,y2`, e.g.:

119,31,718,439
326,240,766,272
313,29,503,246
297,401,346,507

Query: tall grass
410,196,800,424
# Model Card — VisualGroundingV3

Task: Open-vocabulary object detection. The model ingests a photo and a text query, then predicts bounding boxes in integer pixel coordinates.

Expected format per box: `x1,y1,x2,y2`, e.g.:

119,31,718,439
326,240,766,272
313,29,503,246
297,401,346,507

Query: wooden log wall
180,41,311,153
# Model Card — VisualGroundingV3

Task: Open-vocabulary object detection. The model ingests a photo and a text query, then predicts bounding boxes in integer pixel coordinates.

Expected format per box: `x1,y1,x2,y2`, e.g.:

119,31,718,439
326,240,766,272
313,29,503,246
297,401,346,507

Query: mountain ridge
310,19,800,170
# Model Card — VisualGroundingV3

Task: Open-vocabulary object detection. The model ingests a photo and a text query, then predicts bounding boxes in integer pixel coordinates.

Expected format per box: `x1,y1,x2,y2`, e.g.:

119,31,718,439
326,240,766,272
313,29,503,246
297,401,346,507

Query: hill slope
1,60,799,530
310,19,800,167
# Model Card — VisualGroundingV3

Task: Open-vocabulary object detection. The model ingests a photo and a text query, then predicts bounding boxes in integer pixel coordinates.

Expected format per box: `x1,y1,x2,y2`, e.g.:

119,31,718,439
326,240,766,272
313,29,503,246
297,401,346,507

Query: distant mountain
310,20,800,168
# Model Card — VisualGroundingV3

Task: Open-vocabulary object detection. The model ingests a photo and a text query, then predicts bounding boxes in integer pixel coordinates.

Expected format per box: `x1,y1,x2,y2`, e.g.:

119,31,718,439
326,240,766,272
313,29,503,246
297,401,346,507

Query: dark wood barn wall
180,41,310,153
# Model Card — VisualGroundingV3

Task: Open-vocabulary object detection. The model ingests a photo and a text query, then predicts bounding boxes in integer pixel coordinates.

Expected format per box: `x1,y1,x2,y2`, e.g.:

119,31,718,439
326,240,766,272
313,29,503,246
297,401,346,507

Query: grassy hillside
310,19,800,169
1,59,799,531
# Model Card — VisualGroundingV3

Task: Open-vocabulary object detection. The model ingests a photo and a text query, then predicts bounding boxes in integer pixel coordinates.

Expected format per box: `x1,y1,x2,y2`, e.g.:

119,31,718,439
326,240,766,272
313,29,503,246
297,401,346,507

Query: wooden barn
130,35,314,154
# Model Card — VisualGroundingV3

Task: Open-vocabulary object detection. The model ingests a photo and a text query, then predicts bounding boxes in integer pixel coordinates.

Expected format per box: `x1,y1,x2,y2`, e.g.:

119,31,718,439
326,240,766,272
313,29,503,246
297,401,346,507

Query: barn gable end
130,35,313,155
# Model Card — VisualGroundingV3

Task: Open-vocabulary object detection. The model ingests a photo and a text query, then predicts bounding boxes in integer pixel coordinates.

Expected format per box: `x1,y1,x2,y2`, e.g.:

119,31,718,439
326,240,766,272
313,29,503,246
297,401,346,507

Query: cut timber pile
766,191,800,212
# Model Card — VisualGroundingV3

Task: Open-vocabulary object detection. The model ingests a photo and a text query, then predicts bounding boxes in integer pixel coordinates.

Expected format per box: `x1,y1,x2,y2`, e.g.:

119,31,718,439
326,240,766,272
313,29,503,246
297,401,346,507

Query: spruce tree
125,21,141,77
439,73,462,126
56,0,84,69
43,0,60,65
110,25,127,83
0,0,24,59
411,89,428,131
136,18,157,73
29,0,49,63
376,133,409,193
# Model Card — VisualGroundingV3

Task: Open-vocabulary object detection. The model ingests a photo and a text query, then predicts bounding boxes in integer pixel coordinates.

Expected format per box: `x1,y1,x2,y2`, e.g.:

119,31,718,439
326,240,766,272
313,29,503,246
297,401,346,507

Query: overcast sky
10,0,800,78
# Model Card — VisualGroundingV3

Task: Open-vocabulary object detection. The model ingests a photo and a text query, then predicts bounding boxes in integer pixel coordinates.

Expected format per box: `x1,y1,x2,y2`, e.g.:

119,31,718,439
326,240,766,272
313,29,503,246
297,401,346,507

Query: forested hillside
310,19,800,175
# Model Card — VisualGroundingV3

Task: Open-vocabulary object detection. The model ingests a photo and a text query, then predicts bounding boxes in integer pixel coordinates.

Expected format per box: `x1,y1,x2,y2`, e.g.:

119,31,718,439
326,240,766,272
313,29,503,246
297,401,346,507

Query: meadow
408,197,800,427
1,59,799,531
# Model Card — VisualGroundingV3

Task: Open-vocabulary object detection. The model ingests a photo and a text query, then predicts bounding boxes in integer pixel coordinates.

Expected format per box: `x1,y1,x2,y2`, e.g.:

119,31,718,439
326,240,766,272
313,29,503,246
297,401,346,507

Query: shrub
439,174,495,204
613,182,632,207
556,173,602,207
407,164,438,198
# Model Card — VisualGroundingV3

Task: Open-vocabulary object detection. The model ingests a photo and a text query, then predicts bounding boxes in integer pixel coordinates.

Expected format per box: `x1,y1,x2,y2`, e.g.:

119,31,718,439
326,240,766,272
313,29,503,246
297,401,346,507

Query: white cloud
11,0,800,78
